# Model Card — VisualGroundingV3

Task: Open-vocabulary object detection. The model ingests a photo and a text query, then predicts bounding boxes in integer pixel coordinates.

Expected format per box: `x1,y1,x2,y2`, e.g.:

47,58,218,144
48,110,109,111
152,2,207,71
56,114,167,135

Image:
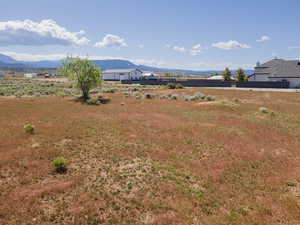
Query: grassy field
0,78,162,97
1,85,300,224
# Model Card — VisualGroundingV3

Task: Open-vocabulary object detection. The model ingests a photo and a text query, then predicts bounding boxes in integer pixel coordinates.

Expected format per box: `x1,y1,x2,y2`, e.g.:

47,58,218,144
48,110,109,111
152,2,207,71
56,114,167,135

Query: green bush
166,83,184,89
205,96,215,101
182,95,191,101
24,124,34,134
97,95,111,104
144,93,156,99
175,83,184,89
259,107,269,114
259,107,275,116
86,98,100,105
53,157,67,173
166,83,177,89
102,88,116,93
171,94,179,100
194,92,206,100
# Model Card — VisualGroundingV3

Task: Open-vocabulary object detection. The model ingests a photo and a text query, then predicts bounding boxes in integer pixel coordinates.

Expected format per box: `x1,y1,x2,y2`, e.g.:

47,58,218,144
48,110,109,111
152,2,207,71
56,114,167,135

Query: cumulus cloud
212,40,251,50
172,44,204,56
189,44,203,56
137,44,144,48
95,34,127,48
257,35,270,42
173,46,186,53
0,19,89,46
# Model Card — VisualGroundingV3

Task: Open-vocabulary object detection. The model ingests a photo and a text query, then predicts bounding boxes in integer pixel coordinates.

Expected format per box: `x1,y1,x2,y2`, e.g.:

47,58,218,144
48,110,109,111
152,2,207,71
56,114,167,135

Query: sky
0,0,300,70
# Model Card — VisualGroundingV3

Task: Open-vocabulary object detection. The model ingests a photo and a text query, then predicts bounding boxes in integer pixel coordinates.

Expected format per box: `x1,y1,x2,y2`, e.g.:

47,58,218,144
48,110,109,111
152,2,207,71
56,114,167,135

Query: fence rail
236,81,289,88
121,79,290,88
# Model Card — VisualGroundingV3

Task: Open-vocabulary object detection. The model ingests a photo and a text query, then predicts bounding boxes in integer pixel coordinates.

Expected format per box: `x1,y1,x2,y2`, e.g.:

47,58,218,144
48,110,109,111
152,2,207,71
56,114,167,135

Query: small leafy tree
236,68,247,82
223,67,232,81
60,57,102,100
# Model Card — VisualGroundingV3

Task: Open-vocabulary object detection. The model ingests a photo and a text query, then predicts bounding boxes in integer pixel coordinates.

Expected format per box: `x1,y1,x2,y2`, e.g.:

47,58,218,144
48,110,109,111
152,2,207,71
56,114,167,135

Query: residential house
24,73,38,78
102,69,143,81
249,59,300,88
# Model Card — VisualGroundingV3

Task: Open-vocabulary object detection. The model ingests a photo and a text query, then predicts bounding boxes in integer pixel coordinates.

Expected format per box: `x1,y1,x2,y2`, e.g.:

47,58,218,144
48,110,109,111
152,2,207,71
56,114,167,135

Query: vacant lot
0,78,162,97
1,88,300,225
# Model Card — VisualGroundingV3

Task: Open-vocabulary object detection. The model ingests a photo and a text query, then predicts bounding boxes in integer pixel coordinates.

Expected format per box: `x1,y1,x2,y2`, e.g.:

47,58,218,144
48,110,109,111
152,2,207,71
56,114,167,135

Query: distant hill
0,54,18,64
0,53,254,75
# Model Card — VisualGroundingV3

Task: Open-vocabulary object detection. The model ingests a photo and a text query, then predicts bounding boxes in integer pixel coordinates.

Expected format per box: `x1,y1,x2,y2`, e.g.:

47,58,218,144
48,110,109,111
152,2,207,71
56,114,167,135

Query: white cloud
193,44,202,49
137,44,144,48
288,46,300,50
165,44,171,48
189,44,203,56
212,40,251,50
257,35,270,42
0,51,66,61
95,34,127,48
172,44,205,56
0,19,89,46
173,46,186,53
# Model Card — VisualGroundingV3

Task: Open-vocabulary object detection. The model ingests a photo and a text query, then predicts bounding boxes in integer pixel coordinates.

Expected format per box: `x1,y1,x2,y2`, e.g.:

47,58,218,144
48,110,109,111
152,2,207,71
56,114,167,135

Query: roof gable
255,59,300,78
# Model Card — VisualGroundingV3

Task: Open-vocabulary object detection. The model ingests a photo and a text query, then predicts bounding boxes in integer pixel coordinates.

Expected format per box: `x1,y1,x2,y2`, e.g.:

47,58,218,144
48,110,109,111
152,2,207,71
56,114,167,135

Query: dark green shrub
175,83,184,89
194,92,206,100
98,95,111,104
171,94,179,100
259,107,269,114
86,98,100,105
166,83,177,89
53,157,67,173
103,88,116,93
144,93,155,99
205,96,215,101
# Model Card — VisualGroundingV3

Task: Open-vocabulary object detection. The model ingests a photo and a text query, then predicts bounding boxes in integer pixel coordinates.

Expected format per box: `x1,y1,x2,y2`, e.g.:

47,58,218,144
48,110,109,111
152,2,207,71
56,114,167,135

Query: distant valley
0,53,254,75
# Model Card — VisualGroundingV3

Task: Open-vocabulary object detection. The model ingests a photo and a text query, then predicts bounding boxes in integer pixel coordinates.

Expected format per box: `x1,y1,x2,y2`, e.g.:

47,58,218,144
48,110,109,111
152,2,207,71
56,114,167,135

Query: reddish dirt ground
1,88,300,225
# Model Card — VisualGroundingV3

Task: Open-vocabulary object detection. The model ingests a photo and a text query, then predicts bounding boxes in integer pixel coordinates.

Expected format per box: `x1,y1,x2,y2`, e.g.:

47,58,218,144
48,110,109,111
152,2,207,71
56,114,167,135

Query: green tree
164,72,172,77
223,67,232,81
60,57,102,100
236,68,247,82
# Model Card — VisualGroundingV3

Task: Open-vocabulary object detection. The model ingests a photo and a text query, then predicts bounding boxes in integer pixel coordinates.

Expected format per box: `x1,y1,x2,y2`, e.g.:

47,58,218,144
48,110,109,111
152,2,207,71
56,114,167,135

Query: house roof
207,75,224,80
142,72,157,76
207,75,235,80
103,69,142,73
255,59,300,78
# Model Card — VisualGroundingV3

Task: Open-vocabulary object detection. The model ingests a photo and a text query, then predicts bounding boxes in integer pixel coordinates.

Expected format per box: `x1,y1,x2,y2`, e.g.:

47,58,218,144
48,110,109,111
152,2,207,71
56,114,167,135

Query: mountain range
0,53,254,75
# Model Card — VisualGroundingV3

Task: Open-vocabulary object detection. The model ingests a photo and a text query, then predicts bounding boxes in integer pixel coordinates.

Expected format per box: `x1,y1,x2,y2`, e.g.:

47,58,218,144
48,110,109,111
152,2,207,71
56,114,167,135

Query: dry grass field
1,88,300,225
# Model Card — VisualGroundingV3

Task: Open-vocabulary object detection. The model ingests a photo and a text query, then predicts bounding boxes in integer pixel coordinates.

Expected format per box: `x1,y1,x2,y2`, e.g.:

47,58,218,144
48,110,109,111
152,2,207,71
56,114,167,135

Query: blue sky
0,0,300,70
